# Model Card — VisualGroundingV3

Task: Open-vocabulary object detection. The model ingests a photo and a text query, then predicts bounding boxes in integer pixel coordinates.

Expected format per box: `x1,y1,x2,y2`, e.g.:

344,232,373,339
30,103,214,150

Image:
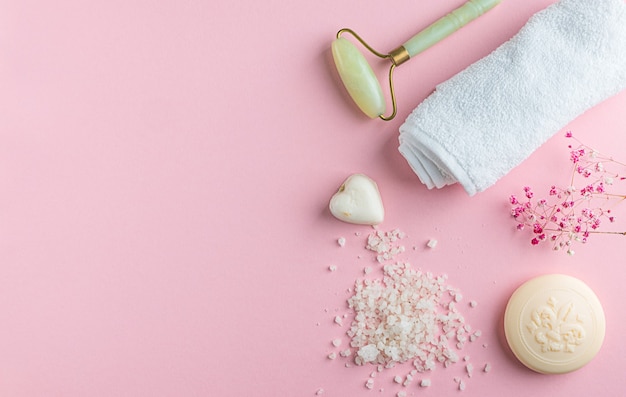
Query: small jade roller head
331,36,386,119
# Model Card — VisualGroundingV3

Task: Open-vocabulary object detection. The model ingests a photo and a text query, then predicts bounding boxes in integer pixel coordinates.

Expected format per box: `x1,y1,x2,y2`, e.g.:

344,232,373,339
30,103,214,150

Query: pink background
2,0,626,396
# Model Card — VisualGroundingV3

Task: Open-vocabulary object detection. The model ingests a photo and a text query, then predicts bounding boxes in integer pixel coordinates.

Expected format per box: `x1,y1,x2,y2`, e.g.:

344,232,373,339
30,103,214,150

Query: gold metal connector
389,46,410,66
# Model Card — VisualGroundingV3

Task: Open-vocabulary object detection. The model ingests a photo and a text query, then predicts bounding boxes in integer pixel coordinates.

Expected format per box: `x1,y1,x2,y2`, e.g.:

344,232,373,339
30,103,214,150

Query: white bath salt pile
366,229,406,263
346,261,480,379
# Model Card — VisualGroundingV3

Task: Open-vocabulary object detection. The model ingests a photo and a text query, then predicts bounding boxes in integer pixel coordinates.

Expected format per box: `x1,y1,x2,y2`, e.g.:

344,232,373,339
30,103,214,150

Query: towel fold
398,0,626,196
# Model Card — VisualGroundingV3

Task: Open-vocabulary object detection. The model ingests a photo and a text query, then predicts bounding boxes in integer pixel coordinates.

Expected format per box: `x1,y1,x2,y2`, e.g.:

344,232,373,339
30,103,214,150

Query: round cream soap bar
504,274,605,374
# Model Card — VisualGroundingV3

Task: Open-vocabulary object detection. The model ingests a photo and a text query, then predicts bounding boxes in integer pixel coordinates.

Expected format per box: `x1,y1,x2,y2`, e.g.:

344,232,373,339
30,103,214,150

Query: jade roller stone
332,0,503,119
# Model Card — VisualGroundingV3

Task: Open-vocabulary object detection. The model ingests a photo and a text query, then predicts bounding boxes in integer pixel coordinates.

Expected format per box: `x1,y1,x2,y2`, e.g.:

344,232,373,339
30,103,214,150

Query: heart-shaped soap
329,174,384,225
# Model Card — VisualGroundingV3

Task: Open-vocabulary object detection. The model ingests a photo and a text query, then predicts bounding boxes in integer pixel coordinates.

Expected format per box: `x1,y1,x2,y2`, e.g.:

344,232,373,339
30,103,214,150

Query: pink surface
2,0,626,396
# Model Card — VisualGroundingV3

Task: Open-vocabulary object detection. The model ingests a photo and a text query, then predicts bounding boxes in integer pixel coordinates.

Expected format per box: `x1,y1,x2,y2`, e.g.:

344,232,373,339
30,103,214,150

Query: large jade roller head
332,0,502,121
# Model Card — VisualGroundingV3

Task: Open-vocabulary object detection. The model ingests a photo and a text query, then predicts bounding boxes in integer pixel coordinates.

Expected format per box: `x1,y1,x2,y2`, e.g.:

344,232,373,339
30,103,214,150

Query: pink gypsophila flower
509,132,626,254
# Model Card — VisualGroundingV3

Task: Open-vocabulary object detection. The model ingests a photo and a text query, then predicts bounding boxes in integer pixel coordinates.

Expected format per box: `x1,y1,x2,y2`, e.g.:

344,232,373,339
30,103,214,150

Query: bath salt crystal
329,265,337,272
357,344,379,363
469,330,482,342
459,380,466,391
420,379,431,387
484,363,491,373
328,352,337,360
340,349,351,357
332,339,342,347
364,266,372,275
315,388,324,395
427,239,438,249
334,316,343,326
365,379,375,389
466,363,473,377
397,392,407,397
403,373,413,386
393,375,403,384
337,237,346,247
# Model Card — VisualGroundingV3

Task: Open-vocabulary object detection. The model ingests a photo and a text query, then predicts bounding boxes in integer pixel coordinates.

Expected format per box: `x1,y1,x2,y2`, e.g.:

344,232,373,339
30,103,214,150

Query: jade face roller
332,0,502,120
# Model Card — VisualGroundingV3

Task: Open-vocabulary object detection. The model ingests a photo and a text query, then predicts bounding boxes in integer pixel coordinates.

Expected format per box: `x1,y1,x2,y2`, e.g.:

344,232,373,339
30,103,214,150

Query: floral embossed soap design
527,297,585,354
504,275,605,374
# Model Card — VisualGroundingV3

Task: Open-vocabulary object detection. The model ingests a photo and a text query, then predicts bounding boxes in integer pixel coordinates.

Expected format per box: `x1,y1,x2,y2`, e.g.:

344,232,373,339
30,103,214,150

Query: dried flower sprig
510,132,626,255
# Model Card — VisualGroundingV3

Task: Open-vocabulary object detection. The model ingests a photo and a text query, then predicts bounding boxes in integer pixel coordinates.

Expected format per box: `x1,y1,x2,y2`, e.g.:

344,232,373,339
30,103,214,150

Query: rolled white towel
398,0,626,196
